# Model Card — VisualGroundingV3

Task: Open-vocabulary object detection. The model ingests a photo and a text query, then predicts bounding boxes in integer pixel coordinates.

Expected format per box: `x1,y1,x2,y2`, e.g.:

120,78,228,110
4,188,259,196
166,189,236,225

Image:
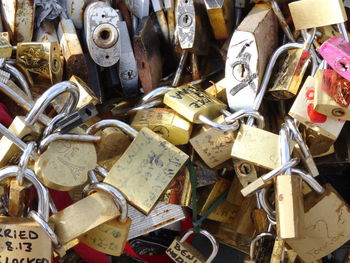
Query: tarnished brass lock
313,68,350,120
166,229,219,263
0,32,13,58
134,16,162,93
225,3,278,111
164,84,227,124
131,108,192,145
89,120,189,214
84,1,121,67
286,184,350,263
16,42,63,91
204,0,234,40
80,173,131,256
270,238,285,263
0,166,53,262
0,0,35,42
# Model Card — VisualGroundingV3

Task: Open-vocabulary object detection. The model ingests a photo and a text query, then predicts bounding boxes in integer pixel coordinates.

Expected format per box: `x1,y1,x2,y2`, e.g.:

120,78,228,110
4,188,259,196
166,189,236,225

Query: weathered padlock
286,184,350,263
0,32,14,58
151,0,169,41
244,232,274,263
79,170,132,256
225,3,278,111
0,166,53,262
270,238,285,263
131,108,192,145
87,119,133,171
204,0,234,40
133,16,162,93
84,1,121,67
88,120,189,214
0,81,79,167
275,124,304,240
166,228,219,263
0,0,35,42
164,0,175,43
163,84,227,125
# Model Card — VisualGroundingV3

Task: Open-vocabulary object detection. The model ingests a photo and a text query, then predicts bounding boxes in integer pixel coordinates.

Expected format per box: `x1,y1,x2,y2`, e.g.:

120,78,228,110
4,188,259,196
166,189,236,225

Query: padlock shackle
257,188,276,222
224,109,265,129
87,119,138,138
198,114,239,131
279,124,291,175
0,166,49,221
25,81,79,126
337,22,349,42
249,232,274,260
290,168,325,194
3,63,32,100
128,99,163,113
179,228,219,263
83,182,128,222
141,86,174,105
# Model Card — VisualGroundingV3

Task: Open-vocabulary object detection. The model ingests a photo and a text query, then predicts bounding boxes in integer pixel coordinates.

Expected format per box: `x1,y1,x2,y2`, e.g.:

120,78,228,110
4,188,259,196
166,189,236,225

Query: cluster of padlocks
0,0,350,262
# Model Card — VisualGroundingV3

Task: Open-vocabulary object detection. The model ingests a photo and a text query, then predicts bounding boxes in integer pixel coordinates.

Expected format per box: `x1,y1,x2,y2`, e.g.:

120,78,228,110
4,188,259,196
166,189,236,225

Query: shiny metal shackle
87,119,138,138
224,109,265,129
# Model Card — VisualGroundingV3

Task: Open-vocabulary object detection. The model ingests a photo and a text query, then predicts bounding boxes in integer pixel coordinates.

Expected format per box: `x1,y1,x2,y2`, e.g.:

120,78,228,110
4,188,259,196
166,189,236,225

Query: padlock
131,108,192,145
0,32,14,58
166,228,219,263
79,171,132,256
268,30,316,100
0,81,79,167
0,0,35,43
225,3,278,111
270,238,285,263
8,178,31,217
16,41,63,92
87,119,133,171
57,18,89,82
199,178,238,223
0,166,53,262
162,165,192,206
313,68,350,120
124,0,149,19
35,131,99,191
175,0,210,55
151,0,169,42
118,20,139,97
275,124,304,240
164,0,175,43
204,0,234,40
286,184,350,263
244,232,274,263
88,120,189,214
63,0,90,29
163,84,227,125
288,0,347,30
49,182,122,247
133,16,162,93
205,78,228,103
84,1,121,67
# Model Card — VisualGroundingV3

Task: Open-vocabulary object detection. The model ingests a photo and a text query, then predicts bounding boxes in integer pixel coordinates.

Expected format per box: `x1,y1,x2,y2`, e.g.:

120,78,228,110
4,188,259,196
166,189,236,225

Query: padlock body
166,237,206,263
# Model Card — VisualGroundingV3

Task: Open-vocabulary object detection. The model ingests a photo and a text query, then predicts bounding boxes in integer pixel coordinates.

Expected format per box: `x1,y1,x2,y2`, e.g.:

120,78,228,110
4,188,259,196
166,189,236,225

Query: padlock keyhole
100,30,110,40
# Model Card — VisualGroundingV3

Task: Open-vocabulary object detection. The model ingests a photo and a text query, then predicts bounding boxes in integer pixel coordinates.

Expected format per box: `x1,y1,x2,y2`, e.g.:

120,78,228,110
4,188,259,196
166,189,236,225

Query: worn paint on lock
268,49,310,99
0,32,13,58
162,167,192,206
164,85,226,123
225,4,278,111
314,69,350,120
0,217,52,262
105,128,188,214
190,116,235,168
34,128,97,191
131,108,192,145
288,0,347,30
166,237,206,263
289,76,345,140
80,218,132,256
287,185,350,263
200,178,238,223
231,124,281,170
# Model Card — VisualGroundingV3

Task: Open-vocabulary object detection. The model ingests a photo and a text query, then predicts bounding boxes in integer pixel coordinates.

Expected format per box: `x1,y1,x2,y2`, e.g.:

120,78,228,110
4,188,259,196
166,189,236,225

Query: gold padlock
166,229,219,263
131,108,193,145
79,176,132,256
205,78,228,103
164,84,227,124
0,32,13,58
88,120,189,214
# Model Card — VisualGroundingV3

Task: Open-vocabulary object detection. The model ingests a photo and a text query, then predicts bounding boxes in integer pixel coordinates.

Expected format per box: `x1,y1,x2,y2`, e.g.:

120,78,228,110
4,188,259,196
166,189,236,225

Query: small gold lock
164,84,227,124
131,108,193,145
0,32,13,58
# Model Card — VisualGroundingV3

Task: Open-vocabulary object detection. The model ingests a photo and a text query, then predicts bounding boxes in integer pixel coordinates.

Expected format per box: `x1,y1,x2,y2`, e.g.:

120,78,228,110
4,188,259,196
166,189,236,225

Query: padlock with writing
131,108,192,145
89,120,189,214
0,166,53,262
79,170,132,256
166,228,219,263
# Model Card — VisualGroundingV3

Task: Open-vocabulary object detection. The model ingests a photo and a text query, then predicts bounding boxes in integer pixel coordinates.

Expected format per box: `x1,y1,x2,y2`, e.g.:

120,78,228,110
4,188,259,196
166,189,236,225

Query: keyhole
183,15,189,24
240,64,245,78
335,57,350,72
179,13,192,27
239,162,252,175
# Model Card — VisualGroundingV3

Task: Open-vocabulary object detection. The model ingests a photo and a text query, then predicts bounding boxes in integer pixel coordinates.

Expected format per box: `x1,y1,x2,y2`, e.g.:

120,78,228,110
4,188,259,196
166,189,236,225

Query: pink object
318,36,350,81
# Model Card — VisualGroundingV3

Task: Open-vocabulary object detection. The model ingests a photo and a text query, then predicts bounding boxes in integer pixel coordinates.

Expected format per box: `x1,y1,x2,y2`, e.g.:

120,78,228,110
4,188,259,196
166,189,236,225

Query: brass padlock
79,173,132,256
164,84,227,124
205,78,228,103
131,108,193,145
286,184,350,263
0,166,53,262
0,32,13,58
16,41,63,92
166,229,219,263
88,120,189,214
0,0,35,42
270,238,285,263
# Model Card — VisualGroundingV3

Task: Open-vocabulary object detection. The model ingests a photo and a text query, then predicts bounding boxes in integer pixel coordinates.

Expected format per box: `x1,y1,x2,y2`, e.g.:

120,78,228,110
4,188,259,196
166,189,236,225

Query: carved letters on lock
166,238,205,263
